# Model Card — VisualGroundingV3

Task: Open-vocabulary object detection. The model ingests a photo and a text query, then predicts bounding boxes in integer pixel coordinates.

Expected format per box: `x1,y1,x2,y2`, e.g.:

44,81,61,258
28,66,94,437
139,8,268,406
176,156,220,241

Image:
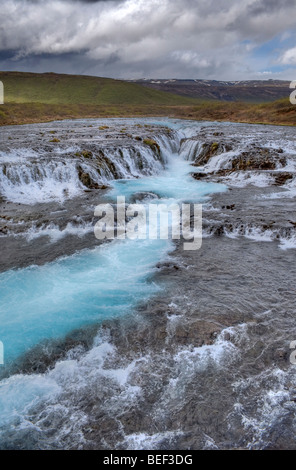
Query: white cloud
171,51,211,69
279,47,296,66
0,0,296,79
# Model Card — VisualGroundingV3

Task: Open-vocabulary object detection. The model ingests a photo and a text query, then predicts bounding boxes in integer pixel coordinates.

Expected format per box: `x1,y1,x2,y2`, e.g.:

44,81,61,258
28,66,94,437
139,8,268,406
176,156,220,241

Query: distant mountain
126,79,291,103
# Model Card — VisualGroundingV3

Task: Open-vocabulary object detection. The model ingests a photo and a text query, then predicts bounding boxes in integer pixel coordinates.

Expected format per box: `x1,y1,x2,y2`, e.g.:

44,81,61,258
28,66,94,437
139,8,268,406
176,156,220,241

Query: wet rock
274,348,288,361
143,138,161,155
130,192,159,203
173,320,221,347
192,172,208,180
118,411,151,434
77,166,100,189
231,155,277,171
193,140,232,166
75,150,93,159
274,173,293,186
221,204,235,210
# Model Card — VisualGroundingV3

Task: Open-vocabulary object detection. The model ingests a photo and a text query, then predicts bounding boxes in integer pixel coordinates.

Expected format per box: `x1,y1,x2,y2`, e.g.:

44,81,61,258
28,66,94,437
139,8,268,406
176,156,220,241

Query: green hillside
0,71,295,127
0,71,200,106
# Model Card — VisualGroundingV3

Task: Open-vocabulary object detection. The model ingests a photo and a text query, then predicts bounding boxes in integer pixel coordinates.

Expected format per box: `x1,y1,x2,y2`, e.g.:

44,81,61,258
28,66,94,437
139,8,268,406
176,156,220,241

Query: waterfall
0,130,180,205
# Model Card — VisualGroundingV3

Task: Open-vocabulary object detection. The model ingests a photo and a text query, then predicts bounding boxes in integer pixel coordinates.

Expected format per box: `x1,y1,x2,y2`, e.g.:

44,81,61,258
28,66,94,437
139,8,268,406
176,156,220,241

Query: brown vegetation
0,99,295,128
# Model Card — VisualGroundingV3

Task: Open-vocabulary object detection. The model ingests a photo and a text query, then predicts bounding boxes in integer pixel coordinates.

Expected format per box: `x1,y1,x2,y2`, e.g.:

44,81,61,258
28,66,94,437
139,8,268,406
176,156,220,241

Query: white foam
0,337,144,448
174,337,237,370
244,227,274,242
223,224,296,250
0,142,170,204
203,150,239,173
221,224,273,241
0,374,61,428
279,234,296,250
223,227,240,239
124,430,183,450
230,367,296,449
23,221,94,243
224,171,273,188
169,326,243,387
0,160,84,204
179,139,203,162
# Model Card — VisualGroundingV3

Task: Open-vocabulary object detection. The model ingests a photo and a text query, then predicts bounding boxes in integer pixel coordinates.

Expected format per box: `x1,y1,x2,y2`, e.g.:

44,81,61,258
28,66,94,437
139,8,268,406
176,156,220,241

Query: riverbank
1,71,295,127
1,98,296,128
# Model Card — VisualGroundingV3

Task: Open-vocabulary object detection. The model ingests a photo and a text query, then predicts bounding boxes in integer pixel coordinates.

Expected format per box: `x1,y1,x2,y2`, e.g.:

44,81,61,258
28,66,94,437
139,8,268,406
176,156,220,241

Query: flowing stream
0,118,296,450
0,151,225,364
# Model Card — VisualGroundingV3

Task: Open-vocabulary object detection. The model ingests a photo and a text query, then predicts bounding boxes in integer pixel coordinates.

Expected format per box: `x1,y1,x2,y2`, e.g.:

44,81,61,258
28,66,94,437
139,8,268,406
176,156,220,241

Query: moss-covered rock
75,150,93,159
143,138,160,155
77,166,100,189
81,150,93,159
194,140,229,166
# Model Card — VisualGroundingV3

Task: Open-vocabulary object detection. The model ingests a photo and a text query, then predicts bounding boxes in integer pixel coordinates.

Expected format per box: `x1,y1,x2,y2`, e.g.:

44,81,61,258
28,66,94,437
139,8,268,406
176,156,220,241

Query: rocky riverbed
0,118,296,450
0,119,177,271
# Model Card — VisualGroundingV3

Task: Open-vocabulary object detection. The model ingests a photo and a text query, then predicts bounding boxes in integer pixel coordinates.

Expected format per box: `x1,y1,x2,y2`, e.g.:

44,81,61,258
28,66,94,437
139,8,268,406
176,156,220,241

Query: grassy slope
0,71,200,106
177,98,296,127
0,71,295,126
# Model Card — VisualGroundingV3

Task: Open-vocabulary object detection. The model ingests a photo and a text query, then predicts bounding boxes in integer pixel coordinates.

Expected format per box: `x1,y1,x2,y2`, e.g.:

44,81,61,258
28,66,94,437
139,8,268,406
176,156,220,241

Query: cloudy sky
1,0,296,80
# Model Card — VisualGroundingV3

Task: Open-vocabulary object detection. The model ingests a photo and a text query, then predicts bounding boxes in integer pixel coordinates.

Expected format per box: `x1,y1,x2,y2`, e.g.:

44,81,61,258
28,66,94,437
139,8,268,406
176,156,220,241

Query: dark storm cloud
25,0,123,2
0,50,18,61
248,0,296,16
72,0,124,2
0,0,296,79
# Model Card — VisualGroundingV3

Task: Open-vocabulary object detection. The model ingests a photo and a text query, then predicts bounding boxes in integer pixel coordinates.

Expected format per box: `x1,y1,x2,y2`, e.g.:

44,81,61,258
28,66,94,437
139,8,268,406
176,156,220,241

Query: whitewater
0,118,295,450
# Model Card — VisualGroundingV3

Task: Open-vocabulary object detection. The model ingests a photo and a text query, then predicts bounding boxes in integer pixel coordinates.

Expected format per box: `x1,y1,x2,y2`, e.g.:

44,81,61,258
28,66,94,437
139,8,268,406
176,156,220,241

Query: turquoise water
0,239,168,364
109,152,222,203
0,150,226,365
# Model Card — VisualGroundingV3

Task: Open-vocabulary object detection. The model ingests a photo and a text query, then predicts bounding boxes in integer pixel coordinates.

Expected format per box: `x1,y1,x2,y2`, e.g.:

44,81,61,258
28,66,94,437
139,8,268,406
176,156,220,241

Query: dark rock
77,167,100,189
274,173,294,186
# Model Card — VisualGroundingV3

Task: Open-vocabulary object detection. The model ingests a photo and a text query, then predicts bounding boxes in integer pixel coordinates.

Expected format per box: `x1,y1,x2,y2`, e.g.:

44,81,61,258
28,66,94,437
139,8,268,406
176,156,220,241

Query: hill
0,71,200,106
0,71,295,126
126,78,291,103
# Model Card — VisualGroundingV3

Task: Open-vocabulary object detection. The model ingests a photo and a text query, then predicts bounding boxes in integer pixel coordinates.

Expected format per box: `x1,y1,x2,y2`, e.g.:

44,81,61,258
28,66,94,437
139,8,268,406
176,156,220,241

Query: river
0,118,295,449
